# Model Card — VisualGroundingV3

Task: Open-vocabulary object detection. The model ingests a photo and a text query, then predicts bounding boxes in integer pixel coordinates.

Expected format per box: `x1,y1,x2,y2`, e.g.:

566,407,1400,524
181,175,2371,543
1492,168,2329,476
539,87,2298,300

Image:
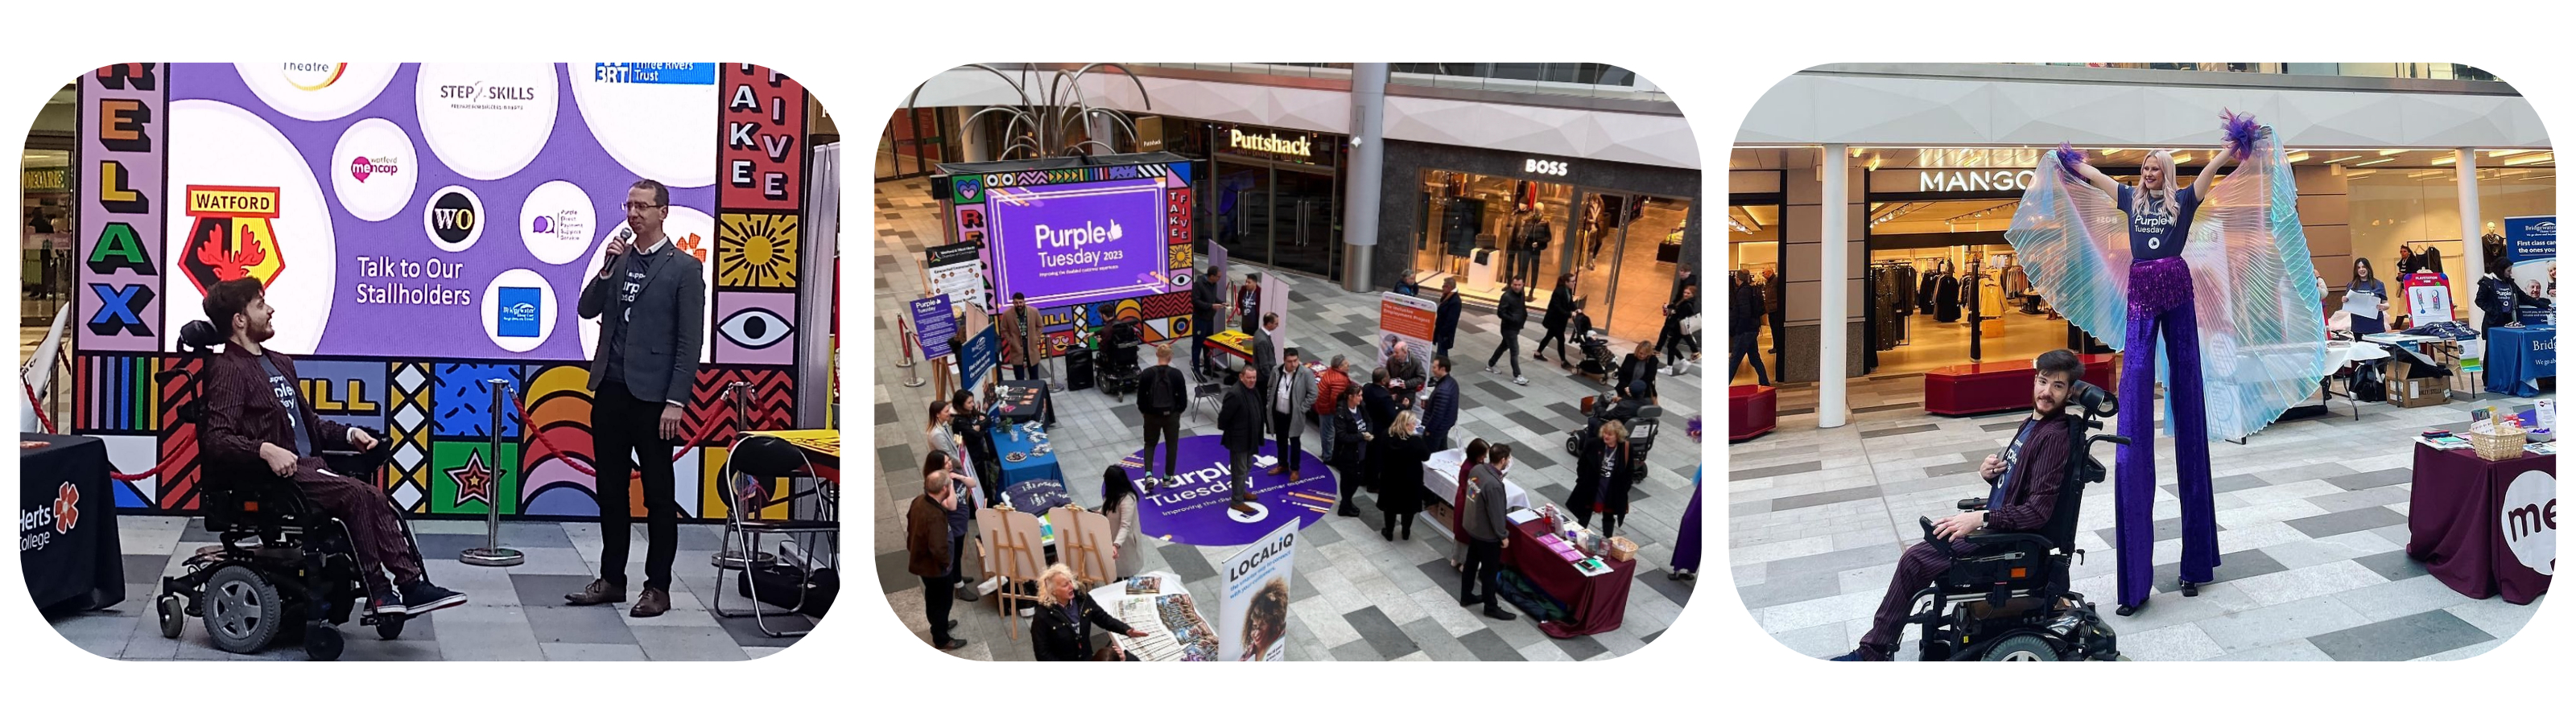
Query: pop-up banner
2504,215,2556,303
70,64,821,521
1219,519,1299,662
1378,291,1438,367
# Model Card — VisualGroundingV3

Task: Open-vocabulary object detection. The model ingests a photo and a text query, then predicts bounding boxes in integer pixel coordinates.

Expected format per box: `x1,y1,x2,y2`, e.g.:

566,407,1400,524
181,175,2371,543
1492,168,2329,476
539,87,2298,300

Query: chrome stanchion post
461,379,524,566
712,381,769,572
901,324,927,389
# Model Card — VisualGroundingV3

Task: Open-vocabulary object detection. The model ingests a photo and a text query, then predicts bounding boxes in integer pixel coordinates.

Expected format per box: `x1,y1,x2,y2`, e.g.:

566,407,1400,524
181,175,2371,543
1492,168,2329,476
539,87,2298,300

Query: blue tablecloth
990,426,1068,505
2485,325,2556,397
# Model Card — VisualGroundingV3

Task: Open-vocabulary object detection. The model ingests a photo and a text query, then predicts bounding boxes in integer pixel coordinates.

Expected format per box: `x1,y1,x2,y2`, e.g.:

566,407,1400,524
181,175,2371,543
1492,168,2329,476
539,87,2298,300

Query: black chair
709,392,840,638
1904,381,2128,661
153,320,418,660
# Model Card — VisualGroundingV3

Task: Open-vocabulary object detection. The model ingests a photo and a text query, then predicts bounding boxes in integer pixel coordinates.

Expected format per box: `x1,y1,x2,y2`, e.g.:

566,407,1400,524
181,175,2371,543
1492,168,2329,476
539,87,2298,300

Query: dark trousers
593,386,679,590
1535,325,1569,362
1270,411,1301,475
1487,329,1522,376
1729,331,1769,385
1140,412,1182,479
1191,323,1212,372
1383,509,1415,536
1597,513,1624,539
1460,537,1505,610
1860,541,1968,653
1335,461,1364,513
922,571,958,646
291,461,420,596
1660,326,1699,364
1229,447,1257,502
1011,364,1040,381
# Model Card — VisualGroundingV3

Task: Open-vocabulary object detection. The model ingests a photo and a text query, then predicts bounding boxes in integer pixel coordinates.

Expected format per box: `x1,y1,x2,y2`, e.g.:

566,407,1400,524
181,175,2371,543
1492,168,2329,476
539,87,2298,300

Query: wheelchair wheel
204,566,284,654
377,616,407,640
303,622,344,661
1980,633,2061,661
156,594,185,640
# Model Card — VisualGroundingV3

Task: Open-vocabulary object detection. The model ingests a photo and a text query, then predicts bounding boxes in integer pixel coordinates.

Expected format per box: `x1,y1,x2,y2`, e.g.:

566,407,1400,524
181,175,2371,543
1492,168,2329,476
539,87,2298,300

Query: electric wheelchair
1903,381,2129,661
151,320,427,660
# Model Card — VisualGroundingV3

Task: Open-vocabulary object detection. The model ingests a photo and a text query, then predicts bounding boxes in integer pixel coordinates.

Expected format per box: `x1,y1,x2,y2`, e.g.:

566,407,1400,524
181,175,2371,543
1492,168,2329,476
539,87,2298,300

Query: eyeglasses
621,202,665,212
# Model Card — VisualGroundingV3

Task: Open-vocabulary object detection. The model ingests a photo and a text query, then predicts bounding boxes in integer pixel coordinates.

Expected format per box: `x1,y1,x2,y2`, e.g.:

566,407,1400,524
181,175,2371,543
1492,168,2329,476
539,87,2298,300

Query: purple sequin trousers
2115,257,2219,609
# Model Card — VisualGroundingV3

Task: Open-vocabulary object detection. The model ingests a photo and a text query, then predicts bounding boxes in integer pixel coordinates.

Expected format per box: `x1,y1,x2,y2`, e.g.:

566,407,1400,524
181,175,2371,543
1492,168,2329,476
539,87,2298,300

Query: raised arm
2190,146,2236,200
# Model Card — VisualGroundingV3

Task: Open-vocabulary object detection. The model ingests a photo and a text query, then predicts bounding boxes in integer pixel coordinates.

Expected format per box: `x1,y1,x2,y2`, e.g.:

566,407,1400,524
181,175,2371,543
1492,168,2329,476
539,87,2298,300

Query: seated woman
1030,564,1146,661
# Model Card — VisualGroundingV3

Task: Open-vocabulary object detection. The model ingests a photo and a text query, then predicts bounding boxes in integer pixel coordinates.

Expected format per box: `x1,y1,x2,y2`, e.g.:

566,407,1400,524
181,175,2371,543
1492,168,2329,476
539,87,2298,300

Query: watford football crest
180,185,288,294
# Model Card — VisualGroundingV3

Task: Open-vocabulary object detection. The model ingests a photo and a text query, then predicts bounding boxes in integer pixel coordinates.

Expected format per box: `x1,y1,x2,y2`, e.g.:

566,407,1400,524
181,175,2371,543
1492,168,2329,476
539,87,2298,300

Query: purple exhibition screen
986,177,1170,310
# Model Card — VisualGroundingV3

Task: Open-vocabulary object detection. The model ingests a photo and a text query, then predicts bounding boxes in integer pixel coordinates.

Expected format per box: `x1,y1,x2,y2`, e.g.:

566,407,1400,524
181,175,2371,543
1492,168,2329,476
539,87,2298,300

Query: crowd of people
904,261,1700,658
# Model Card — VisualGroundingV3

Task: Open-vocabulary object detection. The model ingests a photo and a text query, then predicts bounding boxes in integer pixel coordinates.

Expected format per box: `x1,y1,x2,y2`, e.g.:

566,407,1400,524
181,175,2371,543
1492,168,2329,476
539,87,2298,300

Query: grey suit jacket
578,240,706,404
1274,364,1318,436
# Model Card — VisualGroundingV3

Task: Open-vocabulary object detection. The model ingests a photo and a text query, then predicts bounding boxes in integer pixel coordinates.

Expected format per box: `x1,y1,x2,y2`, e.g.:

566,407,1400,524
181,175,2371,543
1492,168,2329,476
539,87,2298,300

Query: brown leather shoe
564,578,625,606
630,587,671,618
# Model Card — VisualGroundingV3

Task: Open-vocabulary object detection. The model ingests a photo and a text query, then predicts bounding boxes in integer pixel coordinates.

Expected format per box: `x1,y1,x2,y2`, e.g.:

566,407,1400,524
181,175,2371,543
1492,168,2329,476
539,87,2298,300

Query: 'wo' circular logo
424,185,485,253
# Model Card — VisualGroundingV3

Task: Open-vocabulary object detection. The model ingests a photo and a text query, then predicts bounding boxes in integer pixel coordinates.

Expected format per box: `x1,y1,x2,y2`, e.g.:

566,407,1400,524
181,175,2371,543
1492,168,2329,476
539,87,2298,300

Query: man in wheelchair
197,278,468,618
1831,349,2116,661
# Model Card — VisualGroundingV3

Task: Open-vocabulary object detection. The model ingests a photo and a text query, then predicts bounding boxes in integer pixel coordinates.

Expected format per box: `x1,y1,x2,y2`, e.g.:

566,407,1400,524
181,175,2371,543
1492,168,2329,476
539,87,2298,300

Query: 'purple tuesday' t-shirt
2117,184,2200,261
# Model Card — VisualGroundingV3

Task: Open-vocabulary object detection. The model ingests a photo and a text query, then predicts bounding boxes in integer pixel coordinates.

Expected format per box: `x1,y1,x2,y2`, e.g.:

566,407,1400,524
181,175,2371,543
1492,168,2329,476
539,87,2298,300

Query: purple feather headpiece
2054,142,2083,178
2221,109,2262,158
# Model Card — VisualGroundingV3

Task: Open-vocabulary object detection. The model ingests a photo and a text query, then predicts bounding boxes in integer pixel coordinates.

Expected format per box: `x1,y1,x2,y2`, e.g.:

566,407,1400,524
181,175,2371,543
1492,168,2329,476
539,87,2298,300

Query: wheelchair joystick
460,379,526,567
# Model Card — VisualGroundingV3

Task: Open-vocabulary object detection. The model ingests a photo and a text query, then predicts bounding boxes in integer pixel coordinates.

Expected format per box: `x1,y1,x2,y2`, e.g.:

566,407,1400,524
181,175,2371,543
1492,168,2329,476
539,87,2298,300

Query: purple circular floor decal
1118,434,1336,547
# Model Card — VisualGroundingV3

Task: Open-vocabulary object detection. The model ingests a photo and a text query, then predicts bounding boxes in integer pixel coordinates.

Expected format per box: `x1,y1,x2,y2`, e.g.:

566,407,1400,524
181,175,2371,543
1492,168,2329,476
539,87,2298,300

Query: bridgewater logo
349,155,398,183
283,62,347,91
497,286,543,338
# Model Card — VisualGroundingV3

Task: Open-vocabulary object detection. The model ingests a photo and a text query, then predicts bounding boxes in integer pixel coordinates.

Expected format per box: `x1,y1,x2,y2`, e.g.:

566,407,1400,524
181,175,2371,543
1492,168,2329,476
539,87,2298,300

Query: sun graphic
717,213,800,288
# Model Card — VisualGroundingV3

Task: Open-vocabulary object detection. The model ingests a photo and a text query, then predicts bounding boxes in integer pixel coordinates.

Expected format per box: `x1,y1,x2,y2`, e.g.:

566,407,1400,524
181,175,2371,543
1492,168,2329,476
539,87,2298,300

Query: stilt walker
2004,111,2328,615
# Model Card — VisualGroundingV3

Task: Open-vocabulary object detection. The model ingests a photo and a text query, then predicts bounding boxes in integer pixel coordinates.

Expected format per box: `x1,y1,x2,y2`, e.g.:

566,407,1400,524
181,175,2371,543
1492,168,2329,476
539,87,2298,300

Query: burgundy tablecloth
1506,519,1636,638
2406,445,2555,604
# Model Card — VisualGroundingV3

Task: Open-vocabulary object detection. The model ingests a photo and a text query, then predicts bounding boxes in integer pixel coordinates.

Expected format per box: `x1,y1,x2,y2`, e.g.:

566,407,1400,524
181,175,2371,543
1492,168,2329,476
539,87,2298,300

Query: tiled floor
1731,374,2547,662
874,179,1702,661
46,516,817,660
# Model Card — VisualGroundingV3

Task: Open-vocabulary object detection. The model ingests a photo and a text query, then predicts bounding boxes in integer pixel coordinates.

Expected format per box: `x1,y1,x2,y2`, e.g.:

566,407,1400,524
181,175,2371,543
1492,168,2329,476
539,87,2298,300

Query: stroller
1571,311,1617,381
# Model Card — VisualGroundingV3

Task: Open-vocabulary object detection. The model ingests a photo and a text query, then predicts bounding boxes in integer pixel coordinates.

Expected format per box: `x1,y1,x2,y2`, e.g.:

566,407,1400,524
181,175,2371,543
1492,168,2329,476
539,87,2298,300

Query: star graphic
446,450,497,508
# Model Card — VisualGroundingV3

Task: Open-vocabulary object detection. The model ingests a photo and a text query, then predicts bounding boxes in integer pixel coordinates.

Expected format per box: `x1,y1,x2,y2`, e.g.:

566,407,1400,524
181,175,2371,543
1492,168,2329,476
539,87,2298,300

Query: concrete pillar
1342,63,1388,292
2457,147,2484,331
1818,144,1849,429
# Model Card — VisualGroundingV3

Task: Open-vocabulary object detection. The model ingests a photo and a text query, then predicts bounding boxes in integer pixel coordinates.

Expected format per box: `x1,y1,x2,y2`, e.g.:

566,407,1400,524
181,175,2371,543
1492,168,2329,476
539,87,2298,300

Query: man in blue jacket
1422,356,1460,450
1434,278,1463,360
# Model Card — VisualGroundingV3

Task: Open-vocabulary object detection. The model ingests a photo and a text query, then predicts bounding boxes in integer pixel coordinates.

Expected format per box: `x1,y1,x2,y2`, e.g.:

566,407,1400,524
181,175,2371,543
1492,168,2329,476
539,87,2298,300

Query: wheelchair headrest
177,319,227,353
2068,381,2116,419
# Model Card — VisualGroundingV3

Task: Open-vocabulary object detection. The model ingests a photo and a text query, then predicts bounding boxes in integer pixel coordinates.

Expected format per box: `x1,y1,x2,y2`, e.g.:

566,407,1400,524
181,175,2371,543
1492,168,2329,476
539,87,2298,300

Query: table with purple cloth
2405,444,2555,604
1505,518,1635,638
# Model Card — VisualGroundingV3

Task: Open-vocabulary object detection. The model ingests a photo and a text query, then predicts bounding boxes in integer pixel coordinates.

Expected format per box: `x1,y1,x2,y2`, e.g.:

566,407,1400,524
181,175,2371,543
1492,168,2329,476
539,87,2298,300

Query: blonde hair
1601,419,1629,443
2137,150,2182,220
1391,410,1419,438
1035,563,1078,607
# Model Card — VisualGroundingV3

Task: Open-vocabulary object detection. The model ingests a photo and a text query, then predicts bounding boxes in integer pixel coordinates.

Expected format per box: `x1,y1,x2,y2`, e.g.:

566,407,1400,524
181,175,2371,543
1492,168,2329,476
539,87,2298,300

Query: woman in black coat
1569,419,1637,537
1534,274,1578,369
1030,564,1144,661
1330,387,1374,516
1375,410,1431,541
1657,283,1700,372
1616,339,1659,403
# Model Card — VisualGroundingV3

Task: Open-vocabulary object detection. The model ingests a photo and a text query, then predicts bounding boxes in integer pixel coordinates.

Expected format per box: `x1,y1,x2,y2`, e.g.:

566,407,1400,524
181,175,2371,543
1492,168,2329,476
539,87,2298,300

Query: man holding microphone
564,179,706,618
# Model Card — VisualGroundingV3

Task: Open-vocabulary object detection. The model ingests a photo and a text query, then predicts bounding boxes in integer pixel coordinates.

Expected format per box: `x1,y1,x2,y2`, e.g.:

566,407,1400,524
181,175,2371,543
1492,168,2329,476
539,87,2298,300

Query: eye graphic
718,308,795,350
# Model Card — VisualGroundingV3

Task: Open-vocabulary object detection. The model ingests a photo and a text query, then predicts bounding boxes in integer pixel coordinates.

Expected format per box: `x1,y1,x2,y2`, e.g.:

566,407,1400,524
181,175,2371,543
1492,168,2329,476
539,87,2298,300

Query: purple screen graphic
987,177,1168,311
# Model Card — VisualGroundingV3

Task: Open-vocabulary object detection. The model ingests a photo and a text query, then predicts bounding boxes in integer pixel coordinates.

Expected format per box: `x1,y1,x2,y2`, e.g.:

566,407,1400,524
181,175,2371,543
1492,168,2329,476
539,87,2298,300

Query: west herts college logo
179,186,288,296
423,185,485,252
496,286,543,338
282,62,347,91
52,483,79,534
348,155,398,183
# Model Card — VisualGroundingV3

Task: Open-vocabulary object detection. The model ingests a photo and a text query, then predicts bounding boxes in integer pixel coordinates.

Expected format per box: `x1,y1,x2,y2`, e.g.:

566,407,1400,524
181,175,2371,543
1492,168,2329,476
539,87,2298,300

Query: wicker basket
2469,427,2529,462
1604,537,1638,562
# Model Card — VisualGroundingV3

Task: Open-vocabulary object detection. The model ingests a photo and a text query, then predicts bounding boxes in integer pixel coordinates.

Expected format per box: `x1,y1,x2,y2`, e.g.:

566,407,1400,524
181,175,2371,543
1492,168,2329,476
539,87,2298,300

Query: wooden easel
1051,505,1115,588
976,506,1046,641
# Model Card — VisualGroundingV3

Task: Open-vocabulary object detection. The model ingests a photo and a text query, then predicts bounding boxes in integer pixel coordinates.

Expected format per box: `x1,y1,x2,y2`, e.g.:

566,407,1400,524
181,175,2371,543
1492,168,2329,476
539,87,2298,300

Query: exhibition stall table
1203,330,1253,370
992,380,1055,426
2485,325,2556,397
19,434,123,612
990,425,1067,496
1088,571,1219,661
1418,447,1533,547
1505,516,1635,638
740,429,839,483
1729,385,1776,442
2406,444,2555,605
2301,341,2392,422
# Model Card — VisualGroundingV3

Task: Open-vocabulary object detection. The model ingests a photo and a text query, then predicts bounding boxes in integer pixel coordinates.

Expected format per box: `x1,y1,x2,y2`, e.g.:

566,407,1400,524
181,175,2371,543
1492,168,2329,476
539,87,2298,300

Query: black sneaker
398,580,469,615
369,591,408,617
